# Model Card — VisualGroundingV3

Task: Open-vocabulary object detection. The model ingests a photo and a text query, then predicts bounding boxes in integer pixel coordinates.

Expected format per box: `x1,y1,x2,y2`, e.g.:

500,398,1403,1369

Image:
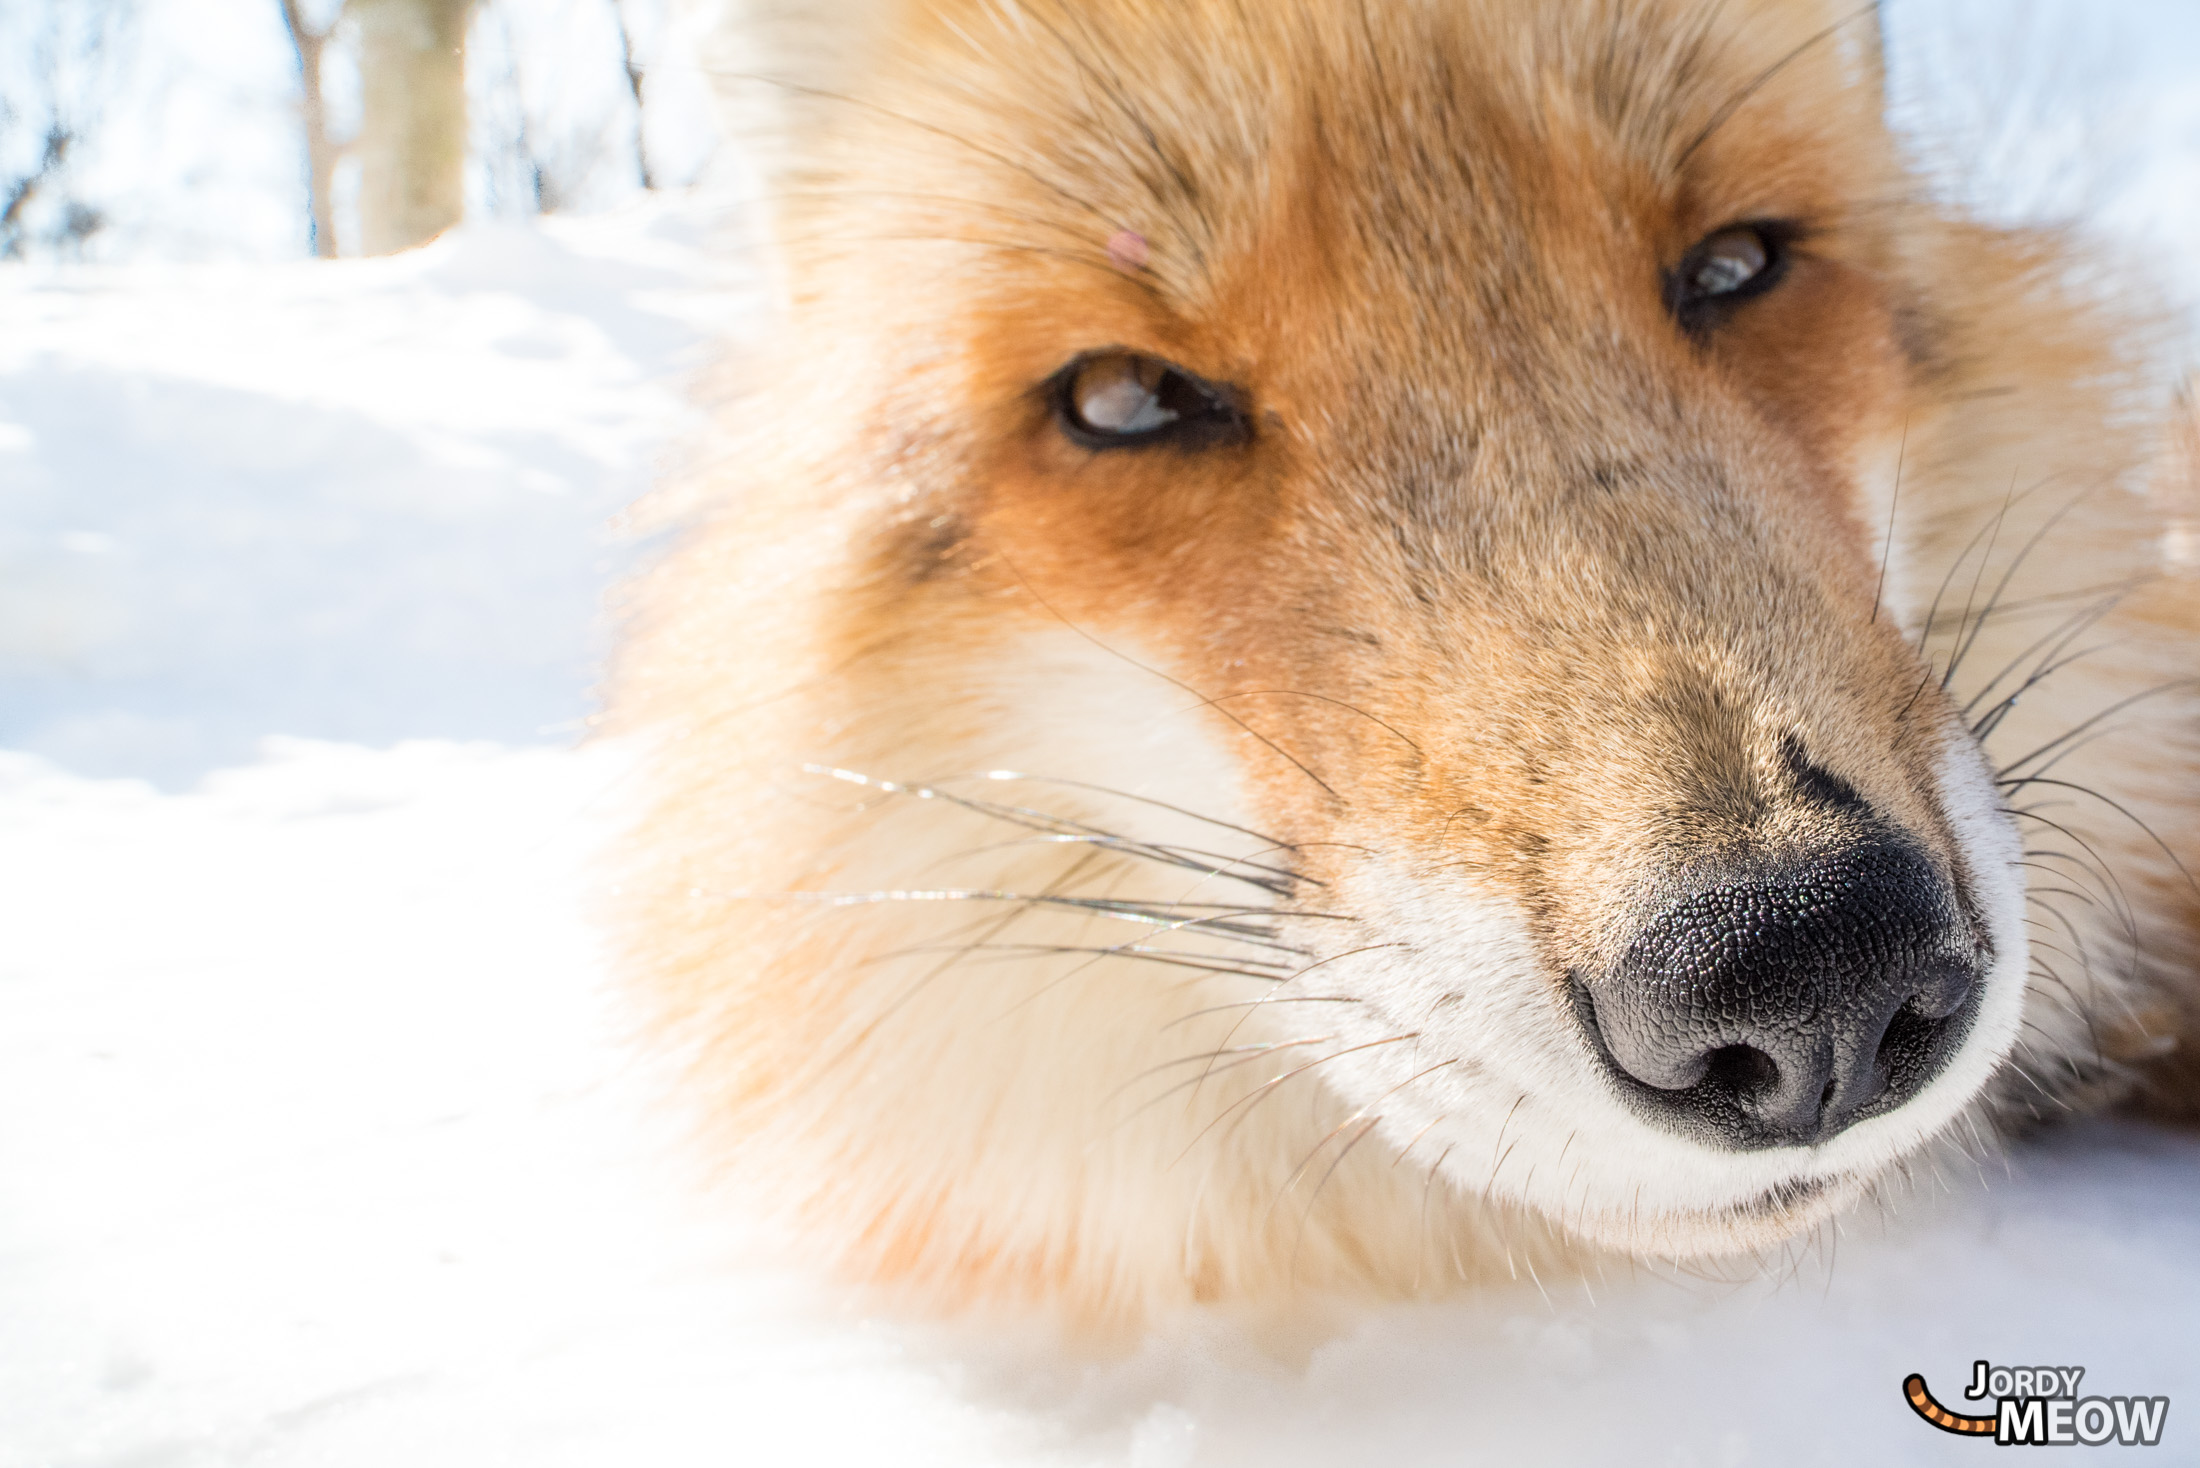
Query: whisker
921,832,1303,896
1193,943,1407,1094
996,556,1343,799
749,887,1343,950
1109,1036,1341,1109
1160,995,1363,1029
1673,2,1880,168
700,66,1128,233
1917,478,2023,655
1270,1058,1458,1234
1093,1040,1345,1140
811,849,1111,1074
807,764,1307,895
1994,677,2200,780
953,770,1307,852
1997,775,2200,899
1415,1141,1457,1294
1199,689,1426,759
1940,473,2021,692
1961,583,2132,723
1171,1033,1423,1168
1871,415,1907,625
1484,1093,1528,1199
1940,479,2104,689
874,941,1299,980
2021,879,2106,915
1392,1113,1446,1170
1012,2,1216,268
2008,822,2140,960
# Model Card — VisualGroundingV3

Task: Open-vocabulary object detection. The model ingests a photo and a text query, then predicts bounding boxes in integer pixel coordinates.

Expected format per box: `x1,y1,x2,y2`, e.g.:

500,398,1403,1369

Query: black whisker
1941,474,2021,691
1013,2,1215,270
753,887,1338,953
1673,2,1881,169
2007,814,2145,993
1916,497,2011,660
1998,775,2200,900
1960,582,2134,722
877,941,1298,980
944,770,1305,852
1939,479,2102,687
1200,689,1427,759
1871,416,1907,624
996,557,1343,799
1970,640,2117,747
1994,677,2200,780
806,764,1306,895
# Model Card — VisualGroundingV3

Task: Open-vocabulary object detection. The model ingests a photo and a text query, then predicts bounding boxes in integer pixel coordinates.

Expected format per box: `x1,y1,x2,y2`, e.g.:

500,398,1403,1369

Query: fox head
621,0,2192,1321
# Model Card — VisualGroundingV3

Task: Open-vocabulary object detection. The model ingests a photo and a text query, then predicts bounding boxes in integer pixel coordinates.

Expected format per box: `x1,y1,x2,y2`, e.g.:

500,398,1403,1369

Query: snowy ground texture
7,14,2200,1468
2,733,2198,1467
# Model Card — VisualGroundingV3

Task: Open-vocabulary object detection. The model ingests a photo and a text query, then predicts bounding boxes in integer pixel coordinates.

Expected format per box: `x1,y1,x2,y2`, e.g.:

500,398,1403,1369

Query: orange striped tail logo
1904,1373,1999,1436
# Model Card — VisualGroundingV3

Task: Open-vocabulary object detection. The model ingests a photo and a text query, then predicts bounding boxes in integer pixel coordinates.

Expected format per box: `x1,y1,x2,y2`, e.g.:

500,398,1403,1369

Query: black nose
1574,840,1983,1149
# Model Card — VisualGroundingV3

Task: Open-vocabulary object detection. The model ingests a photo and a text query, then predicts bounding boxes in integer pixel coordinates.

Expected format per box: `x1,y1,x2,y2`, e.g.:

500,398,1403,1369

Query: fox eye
1668,222,1793,329
1051,351,1249,450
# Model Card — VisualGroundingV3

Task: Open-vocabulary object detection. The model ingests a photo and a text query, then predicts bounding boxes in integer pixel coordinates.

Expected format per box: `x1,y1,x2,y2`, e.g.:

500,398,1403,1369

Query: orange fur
612,0,2199,1328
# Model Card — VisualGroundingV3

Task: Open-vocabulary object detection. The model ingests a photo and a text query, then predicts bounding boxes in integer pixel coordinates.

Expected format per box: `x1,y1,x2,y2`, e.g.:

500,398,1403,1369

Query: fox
611,0,2200,1328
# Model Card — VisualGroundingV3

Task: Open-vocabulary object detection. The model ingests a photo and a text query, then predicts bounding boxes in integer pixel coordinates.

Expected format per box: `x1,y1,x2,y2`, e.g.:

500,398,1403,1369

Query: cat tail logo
1904,1363,2171,1447
1905,1375,1997,1436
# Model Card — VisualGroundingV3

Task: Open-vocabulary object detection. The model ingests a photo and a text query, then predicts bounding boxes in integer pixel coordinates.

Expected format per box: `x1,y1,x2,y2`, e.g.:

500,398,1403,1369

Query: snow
2,728,2197,1465
0,197,752,783
3,732,2197,1466
4,6,2200,1465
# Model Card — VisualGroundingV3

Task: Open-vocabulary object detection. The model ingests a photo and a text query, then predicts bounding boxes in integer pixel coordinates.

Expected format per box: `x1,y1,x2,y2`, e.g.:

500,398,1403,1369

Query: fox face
622,0,2195,1319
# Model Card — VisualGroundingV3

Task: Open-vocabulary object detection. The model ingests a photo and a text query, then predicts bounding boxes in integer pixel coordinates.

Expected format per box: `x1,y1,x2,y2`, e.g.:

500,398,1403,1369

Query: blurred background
0,0,721,262
0,0,751,788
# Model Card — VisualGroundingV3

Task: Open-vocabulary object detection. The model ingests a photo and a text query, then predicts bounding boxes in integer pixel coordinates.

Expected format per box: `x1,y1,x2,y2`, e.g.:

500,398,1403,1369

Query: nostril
1874,1000,1954,1095
1577,839,1985,1149
1703,1044,1779,1101
1907,957,1975,1021
1865,959,1974,1107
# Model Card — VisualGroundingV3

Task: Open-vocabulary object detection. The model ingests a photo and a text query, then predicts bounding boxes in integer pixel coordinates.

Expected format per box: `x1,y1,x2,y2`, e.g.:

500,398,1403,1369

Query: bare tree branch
612,0,653,189
0,0,129,260
277,0,346,258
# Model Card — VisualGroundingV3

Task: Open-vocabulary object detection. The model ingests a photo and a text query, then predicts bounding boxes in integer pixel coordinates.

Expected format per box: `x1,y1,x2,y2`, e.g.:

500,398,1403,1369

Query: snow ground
2,742,2197,1468
4,735,2198,1468
0,197,752,784
6,15,2200,1468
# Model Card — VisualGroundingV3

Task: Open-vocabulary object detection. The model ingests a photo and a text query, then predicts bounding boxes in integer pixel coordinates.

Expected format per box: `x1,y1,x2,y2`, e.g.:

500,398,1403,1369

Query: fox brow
808,0,1873,292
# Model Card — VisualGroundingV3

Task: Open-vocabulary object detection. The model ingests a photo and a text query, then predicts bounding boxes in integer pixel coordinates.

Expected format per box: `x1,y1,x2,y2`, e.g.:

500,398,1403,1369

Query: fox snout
1573,836,1986,1150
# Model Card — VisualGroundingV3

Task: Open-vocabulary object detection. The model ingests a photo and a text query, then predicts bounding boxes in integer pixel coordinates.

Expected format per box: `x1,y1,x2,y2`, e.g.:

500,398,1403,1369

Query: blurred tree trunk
613,0,653,189
353,0,475,254
277,0,341,258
